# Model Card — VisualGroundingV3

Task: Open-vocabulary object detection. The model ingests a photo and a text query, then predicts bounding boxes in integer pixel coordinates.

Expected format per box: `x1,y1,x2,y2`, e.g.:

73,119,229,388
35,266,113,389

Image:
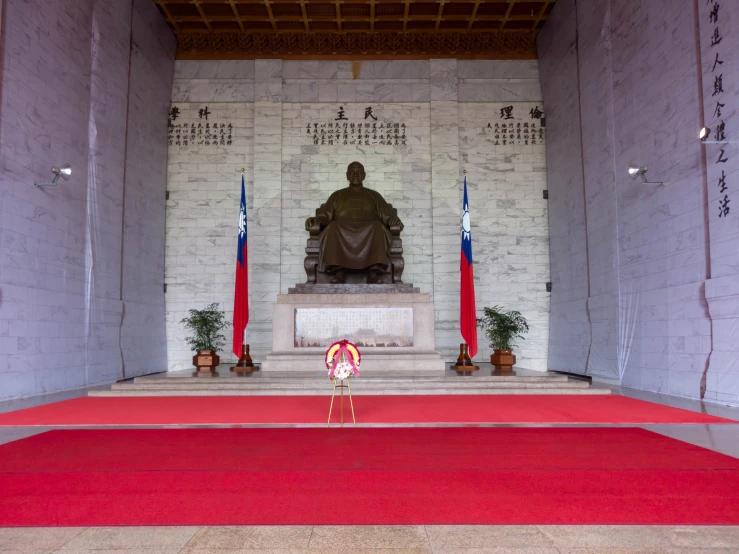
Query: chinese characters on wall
484,105,546,147
705,0,731,218
167,105,234,148
294,308,414,348
308,106,408,147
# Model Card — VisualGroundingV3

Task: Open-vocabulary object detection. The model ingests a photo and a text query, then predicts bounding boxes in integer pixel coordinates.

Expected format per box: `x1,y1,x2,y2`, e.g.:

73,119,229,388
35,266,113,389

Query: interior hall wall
699,0,739,404
538,0,738,404
164,60,551,369
535,0,592,375
0,0,175,400
120,0,176,378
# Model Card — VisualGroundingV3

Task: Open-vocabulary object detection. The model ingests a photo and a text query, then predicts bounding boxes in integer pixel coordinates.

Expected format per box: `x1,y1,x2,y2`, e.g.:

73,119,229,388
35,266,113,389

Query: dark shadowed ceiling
153,0,556,59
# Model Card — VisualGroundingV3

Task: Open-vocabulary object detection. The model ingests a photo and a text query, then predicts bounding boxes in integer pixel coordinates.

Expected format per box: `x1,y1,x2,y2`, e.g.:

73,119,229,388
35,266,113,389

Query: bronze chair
304,203,405,284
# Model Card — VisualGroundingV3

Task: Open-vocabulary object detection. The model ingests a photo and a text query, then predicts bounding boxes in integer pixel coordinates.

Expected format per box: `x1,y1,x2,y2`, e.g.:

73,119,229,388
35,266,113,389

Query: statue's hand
388,216,403,230
305,217,317,231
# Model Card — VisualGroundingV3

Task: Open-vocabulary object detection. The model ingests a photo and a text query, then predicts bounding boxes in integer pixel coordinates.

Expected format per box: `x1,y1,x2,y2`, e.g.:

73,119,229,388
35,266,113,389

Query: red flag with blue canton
232,174,249,357
460,174,478,358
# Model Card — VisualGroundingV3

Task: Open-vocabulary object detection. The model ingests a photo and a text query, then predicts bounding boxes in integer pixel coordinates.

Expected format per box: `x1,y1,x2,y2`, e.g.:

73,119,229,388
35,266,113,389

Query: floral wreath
325,339,361,380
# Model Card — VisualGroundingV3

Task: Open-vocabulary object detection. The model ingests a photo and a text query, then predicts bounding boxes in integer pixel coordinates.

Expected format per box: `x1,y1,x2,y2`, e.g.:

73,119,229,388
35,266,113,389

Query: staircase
89,370,609,397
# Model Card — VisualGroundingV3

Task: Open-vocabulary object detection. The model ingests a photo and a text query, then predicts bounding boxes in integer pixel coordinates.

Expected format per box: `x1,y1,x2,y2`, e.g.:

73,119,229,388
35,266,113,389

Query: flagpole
452,169,480,374
231,166,258,375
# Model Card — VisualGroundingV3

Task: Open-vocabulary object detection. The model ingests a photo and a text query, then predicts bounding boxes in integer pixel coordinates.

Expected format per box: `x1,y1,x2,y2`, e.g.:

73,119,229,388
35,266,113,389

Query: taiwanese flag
232,174,249,357
460,174,478,358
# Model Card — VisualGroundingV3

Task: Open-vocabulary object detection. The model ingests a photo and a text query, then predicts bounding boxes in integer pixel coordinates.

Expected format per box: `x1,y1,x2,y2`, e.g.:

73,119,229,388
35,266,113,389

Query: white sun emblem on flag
238,209,246,238
462,202,471,241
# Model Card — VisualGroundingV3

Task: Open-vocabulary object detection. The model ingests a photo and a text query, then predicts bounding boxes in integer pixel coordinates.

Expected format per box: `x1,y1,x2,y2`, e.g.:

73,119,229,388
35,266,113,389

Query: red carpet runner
1,428,738,526
0,395,733,426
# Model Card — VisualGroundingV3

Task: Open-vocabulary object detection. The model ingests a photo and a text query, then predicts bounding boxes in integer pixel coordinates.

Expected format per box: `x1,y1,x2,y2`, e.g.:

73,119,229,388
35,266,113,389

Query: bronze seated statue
304,161,405,285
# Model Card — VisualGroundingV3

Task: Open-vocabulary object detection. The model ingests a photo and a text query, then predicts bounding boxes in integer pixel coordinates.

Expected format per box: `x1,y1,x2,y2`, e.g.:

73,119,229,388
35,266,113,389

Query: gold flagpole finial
463,169,467,175
241,168,245,174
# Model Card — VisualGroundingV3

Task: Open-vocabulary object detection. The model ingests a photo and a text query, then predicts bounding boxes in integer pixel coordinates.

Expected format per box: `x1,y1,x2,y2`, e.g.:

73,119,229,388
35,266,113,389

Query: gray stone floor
1,378,738,553
1,525,738,553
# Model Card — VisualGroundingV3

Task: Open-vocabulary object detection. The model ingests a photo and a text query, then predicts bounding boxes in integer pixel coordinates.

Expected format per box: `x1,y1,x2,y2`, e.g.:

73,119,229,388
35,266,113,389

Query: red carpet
1,428,738,525
0,395,733,426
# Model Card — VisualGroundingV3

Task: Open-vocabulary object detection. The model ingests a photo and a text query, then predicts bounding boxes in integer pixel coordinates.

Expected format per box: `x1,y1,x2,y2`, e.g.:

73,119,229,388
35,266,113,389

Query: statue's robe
316,185,395,272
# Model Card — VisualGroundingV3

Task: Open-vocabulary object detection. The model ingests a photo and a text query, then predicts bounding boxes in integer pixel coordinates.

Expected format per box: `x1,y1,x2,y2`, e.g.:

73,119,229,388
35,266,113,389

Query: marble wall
164,60,550,369
120,0,177,379
458,103,550,368
699,0,739,404
0,0,175,400
539,0,739,405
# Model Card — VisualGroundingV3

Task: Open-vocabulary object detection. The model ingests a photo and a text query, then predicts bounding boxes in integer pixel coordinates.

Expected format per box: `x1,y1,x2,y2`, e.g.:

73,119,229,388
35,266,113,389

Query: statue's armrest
389,224,402,236
308,222,323,236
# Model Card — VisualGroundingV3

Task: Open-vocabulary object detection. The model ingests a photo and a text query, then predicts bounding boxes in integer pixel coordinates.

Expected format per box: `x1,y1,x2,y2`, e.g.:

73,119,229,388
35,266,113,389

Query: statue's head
346,162,366,186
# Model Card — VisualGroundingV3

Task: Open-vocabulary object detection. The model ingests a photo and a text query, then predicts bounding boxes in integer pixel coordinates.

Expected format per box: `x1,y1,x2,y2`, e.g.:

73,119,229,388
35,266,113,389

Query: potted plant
477,306,529,375
180,303,230,377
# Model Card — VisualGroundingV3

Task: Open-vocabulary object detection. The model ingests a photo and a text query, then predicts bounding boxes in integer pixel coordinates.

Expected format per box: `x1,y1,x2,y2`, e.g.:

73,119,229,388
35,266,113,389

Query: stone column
430,59,462,360
248,60,283,359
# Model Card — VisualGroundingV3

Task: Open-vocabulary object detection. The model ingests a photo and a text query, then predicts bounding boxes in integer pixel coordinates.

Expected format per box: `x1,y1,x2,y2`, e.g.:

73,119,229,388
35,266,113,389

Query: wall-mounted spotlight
35,164,72,187
628,165,663,186
699,127,710,141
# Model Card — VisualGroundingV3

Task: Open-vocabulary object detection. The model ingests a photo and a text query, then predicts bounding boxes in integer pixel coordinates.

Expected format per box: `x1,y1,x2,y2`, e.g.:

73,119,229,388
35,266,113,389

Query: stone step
89,387,610,397
111,380,590,391
132,375,570,385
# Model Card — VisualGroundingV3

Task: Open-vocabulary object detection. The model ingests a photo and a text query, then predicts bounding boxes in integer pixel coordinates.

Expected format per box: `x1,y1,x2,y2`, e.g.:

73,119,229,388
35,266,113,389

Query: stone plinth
261,292,445,372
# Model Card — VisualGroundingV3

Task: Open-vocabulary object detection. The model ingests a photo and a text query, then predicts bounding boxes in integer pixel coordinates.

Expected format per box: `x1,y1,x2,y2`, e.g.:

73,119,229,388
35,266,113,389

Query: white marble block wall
120,0,176,379
164,104,254,369
164,59,549,367
0,0,175,400
458,103,550,370
537,0,592,376
700,0,739,404
539,0,736,404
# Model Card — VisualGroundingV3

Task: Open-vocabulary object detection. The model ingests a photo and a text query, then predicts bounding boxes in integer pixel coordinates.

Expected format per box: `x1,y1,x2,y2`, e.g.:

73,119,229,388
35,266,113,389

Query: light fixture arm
34,164,71,187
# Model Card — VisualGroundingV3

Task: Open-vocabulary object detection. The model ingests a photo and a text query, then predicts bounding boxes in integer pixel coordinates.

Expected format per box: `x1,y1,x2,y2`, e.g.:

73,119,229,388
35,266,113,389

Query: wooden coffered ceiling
154,0,556,59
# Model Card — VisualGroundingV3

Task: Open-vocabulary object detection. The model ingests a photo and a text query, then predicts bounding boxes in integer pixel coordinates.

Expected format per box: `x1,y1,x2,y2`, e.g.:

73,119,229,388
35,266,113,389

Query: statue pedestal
261,287,445,373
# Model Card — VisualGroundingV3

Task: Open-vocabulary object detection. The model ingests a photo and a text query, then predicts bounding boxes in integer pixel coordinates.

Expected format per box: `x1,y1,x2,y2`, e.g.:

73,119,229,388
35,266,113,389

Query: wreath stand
327,378,355,427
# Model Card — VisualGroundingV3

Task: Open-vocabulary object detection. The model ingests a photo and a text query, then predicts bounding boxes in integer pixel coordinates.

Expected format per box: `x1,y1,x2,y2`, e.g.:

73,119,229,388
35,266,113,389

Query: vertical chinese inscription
705,0,731,219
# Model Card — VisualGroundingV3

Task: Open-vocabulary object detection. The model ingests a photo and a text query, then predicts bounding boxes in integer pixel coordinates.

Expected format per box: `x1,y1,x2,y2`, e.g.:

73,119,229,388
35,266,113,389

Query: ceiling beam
467,0,482,32
154,0,179,31
228,0,245,32
434,0,447,33
298,0,310,32
262,0,278,31
334,0,342,32
531,0,553,31
191,0,212,31
499,0,516,31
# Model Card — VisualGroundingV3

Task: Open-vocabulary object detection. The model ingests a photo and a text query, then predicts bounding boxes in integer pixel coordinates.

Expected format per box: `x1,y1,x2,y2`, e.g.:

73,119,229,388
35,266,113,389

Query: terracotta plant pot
490,349,516,375
193,349,220,377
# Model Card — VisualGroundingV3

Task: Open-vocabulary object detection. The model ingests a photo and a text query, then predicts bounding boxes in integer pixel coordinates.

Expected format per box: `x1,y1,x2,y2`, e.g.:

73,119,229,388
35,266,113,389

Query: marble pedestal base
261,292,445,373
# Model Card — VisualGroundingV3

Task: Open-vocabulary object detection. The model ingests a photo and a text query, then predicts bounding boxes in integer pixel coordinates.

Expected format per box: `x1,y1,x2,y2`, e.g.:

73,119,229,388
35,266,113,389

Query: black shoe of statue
330,270,346,284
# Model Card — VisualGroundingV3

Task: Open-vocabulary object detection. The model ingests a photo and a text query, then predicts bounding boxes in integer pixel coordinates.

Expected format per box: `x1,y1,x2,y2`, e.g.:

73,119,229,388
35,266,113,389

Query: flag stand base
451,343,479,374
231,344,259,376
